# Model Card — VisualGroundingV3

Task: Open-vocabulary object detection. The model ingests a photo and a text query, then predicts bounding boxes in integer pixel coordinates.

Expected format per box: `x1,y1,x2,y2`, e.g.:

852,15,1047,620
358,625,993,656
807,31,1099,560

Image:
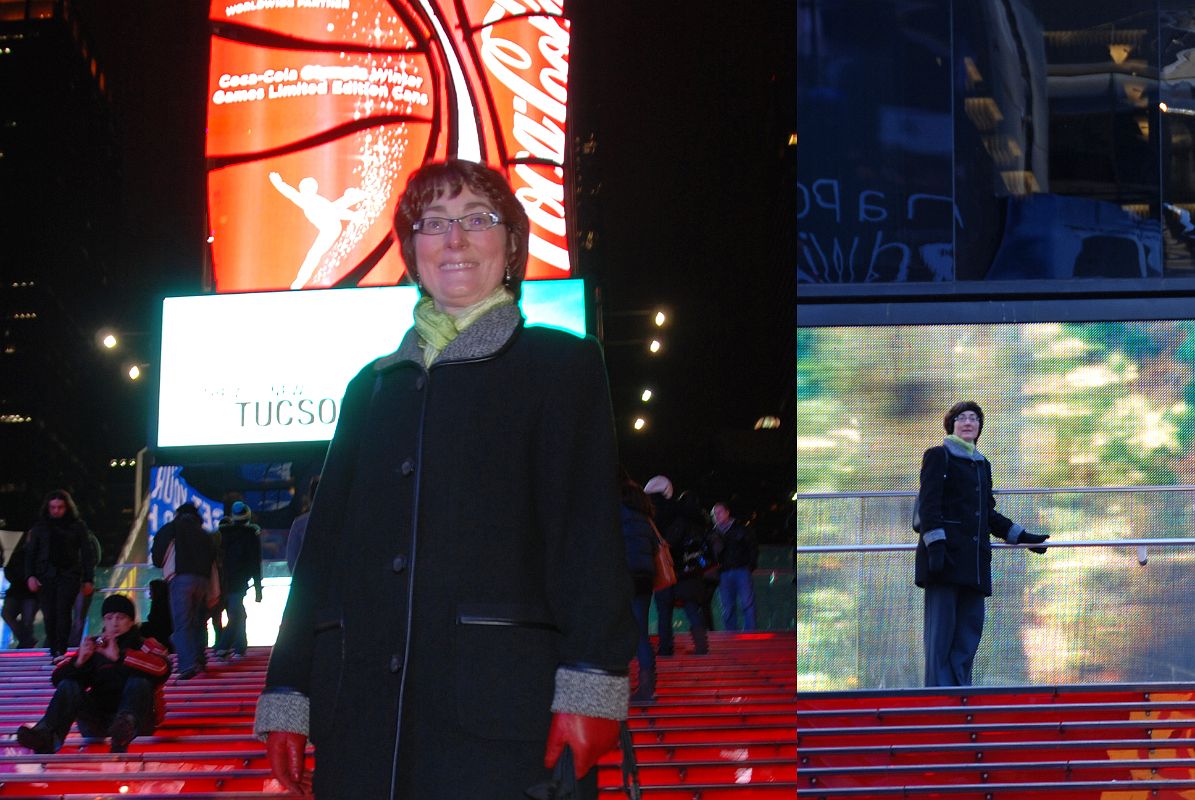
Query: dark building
569,0,796,529
0,1,138,548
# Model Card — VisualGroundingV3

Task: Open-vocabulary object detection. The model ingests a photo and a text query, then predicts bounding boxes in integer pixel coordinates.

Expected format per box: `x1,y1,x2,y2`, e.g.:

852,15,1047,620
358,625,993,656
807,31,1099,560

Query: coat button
400,458,415,476
389,654,402,674
392,556,407,573
415,376,426,390
972,536,978,542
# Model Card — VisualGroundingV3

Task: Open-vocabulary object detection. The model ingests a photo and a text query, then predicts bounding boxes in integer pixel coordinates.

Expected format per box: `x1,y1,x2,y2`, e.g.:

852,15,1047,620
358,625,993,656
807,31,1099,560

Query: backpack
679,529,717,580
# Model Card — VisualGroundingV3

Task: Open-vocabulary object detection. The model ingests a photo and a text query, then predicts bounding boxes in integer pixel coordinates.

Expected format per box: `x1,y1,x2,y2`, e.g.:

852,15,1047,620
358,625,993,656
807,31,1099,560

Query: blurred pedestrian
2,532,38,648
621,476,658,703
151,503,217,680
285,475,319,574
710,502,758,631
656,490,710,656
215,501,262,658
26,490,96,659
68,531,103,647
137,579,173,652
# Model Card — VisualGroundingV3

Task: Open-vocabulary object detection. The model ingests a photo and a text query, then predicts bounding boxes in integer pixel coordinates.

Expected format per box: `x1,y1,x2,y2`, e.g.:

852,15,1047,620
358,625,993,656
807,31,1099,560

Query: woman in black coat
621,478,659,703
914,401,1049,687
255,160,636,799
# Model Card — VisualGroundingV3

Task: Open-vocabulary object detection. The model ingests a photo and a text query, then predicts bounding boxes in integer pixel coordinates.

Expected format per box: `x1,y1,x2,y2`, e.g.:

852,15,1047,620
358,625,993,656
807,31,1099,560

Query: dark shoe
213,649,231,660
630,670,656,705
177,667,202,680
16,725,55,754
108,713,137,753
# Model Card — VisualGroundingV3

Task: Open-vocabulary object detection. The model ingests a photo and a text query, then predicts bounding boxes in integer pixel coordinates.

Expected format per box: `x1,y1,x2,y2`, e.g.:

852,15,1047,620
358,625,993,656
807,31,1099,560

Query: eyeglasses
412,211,502,235
954,413,981,422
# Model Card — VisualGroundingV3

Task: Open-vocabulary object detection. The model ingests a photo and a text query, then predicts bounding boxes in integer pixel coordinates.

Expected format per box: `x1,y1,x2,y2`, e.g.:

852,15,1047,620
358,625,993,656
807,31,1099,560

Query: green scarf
413,288,515,366
945,434,975,454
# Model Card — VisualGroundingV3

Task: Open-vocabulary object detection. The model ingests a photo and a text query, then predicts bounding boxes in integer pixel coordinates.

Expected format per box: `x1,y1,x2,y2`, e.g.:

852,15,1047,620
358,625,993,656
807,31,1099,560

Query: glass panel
798,490,1195,689
797,0,1195,285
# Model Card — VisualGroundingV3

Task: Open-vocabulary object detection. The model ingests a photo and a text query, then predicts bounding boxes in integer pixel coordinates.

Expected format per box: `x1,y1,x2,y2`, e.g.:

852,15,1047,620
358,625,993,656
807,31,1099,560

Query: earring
503,265,511,286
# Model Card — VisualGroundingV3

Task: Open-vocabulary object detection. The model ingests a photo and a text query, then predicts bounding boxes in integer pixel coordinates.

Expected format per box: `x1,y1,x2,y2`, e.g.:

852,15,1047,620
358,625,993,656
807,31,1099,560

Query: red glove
543,712,620,779
266,731,311,796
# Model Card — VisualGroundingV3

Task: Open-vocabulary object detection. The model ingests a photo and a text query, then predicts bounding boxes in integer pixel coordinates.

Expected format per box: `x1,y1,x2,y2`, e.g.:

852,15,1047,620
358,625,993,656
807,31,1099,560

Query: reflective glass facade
799,0,1195,289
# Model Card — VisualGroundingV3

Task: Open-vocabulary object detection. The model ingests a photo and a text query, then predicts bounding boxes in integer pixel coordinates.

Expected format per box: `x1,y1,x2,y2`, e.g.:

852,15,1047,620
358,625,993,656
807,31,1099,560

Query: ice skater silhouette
269,172,367,289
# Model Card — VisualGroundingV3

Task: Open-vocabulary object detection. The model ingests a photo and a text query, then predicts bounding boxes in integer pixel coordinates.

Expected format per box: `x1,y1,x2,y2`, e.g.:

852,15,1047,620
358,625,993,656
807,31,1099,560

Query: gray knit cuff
1006,524,1026,544
921,528,946,545
550,667,628,721
254,690,310,741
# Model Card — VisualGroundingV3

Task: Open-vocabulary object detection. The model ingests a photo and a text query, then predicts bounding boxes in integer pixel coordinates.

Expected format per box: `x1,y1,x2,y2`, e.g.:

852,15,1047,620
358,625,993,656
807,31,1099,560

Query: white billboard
157,280,586,447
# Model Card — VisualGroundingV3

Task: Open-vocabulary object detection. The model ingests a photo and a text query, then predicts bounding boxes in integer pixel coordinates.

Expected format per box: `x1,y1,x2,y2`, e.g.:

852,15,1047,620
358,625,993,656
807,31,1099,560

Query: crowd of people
2,490,268,752
620,474,761,704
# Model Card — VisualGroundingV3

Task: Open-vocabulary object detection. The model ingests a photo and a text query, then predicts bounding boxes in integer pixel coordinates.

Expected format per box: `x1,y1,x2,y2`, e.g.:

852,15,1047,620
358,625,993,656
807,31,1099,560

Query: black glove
926,540,946,573
1019,532,1049,554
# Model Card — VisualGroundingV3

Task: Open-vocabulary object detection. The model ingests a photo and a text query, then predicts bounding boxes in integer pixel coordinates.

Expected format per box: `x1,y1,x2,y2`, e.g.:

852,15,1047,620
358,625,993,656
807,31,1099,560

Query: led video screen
157,279,586,447
798,320,1195,494
207,0,573,292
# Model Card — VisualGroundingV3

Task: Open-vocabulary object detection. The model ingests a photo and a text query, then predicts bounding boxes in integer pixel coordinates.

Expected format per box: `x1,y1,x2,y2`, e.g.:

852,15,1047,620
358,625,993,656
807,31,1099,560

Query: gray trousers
923,583,985,687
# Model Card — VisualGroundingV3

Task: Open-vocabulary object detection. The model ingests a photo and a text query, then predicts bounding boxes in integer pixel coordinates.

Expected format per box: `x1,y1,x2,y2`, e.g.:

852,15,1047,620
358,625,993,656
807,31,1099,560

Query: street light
127,364,143,381
653,310,667,327
648,339,662,354
640,388,653,402
102,334,117,349
633,417,647,431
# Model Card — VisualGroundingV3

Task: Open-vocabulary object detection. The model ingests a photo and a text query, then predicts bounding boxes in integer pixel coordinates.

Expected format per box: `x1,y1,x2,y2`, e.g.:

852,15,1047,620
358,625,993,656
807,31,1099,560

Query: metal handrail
797,537,1195,555
797,484,1195,500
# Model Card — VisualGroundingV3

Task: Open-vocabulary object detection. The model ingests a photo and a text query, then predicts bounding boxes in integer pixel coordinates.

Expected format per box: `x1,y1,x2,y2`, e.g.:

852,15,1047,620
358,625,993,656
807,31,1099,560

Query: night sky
73,1,795,515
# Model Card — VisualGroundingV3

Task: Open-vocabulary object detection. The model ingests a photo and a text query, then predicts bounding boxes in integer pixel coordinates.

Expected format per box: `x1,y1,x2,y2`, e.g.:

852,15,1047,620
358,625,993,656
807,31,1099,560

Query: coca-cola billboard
206,0,573,292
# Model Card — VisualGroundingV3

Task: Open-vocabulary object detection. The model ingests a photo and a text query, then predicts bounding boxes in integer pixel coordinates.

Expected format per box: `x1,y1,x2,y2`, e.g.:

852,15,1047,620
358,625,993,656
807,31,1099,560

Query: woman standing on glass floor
914,401,1050,687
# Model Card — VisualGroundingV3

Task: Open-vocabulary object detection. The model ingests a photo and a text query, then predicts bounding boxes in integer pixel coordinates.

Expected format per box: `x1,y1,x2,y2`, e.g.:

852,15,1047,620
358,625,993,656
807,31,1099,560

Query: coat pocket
454,603,559,741
308,608,344,746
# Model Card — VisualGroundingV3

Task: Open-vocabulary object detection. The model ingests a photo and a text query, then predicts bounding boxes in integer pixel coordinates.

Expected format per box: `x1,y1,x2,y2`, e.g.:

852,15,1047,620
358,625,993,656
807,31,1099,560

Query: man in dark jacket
25,490,96,659
710,502,758,631
151,503,217,679
15,594,170,753
914,402,1049,686
215,501,263,658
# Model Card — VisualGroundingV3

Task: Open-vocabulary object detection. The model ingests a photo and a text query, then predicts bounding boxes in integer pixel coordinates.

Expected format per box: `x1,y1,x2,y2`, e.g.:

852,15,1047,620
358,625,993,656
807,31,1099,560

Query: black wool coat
263,306,636,799
913,441,1022,596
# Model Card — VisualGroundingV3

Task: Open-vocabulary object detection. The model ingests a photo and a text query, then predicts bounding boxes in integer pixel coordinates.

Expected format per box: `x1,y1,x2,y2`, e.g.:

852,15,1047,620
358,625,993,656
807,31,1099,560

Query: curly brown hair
391,159,530,299
943,401,984,440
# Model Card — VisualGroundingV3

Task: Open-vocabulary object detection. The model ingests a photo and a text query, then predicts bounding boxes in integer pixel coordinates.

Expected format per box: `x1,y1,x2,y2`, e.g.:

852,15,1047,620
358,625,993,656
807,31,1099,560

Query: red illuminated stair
0,632,794,798
798,684,1195,798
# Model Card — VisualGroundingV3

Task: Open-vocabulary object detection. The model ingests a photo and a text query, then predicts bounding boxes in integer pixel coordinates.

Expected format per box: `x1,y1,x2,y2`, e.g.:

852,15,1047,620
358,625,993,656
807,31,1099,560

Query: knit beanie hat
230,501,251,523
101,594,137,620
644,475,674,499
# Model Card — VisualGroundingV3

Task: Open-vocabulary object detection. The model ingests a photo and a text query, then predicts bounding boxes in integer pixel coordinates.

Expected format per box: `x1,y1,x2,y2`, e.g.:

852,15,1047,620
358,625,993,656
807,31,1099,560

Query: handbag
650,520,677,592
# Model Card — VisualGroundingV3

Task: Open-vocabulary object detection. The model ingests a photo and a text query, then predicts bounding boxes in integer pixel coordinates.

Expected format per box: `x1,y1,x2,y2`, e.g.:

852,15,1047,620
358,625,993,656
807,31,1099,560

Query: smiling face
412,186,509,317
952,411,981,443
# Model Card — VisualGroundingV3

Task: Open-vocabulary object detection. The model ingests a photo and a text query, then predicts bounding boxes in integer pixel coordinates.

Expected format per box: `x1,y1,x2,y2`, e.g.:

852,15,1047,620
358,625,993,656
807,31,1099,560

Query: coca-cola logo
478,1,571,273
